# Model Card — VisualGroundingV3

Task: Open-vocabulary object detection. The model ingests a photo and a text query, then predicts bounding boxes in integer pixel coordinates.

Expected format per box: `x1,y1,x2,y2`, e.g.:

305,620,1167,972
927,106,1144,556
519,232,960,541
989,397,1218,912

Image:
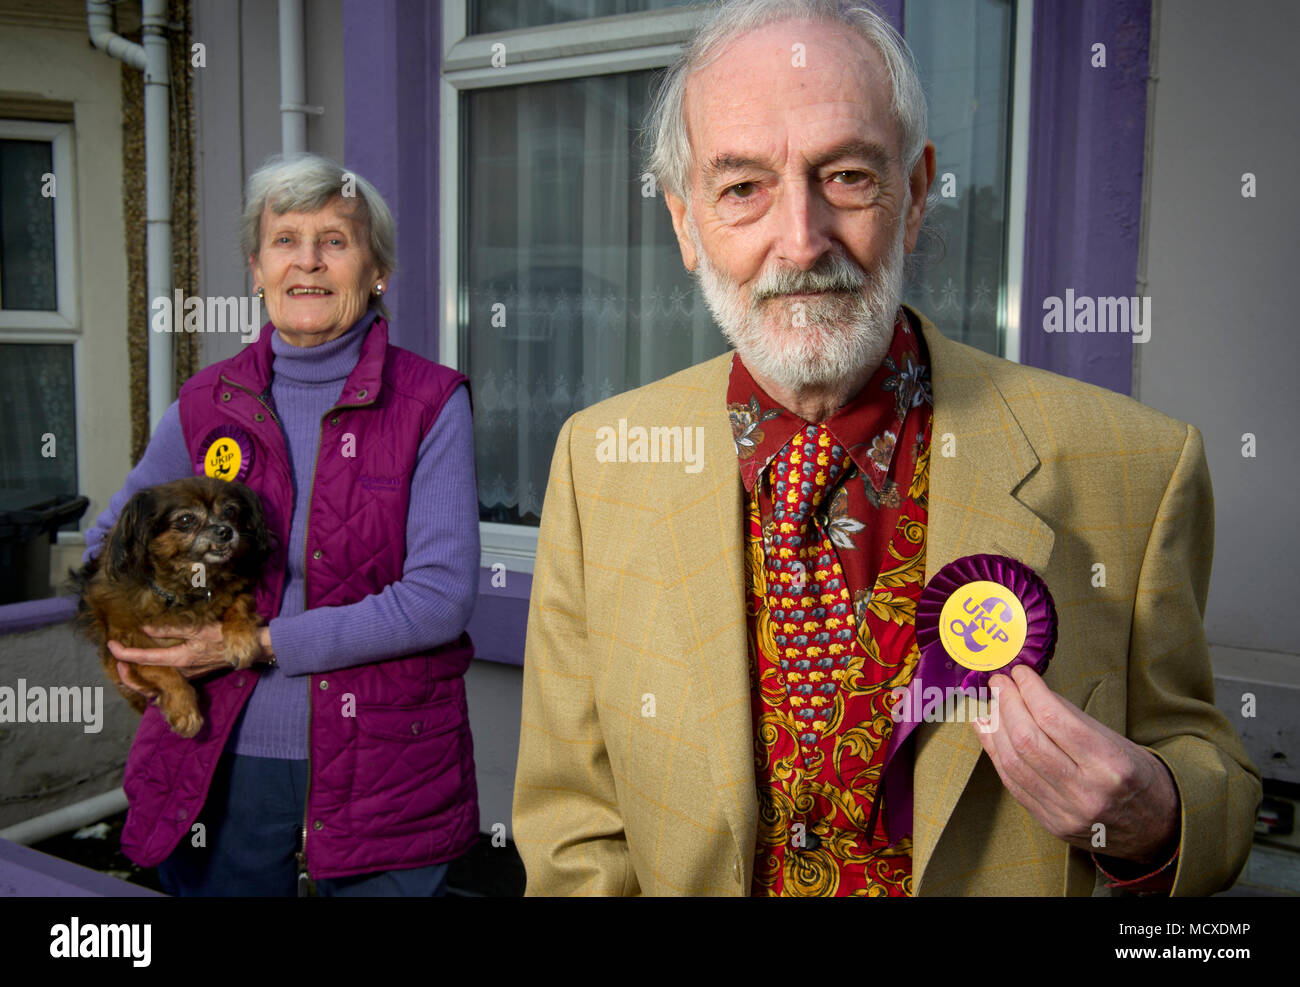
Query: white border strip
1001,0,1034,363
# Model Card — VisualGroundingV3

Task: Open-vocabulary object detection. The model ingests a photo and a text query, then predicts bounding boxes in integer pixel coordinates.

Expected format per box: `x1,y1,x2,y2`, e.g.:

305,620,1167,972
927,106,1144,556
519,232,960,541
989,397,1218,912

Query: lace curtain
0,138,57,311
462,71,725,523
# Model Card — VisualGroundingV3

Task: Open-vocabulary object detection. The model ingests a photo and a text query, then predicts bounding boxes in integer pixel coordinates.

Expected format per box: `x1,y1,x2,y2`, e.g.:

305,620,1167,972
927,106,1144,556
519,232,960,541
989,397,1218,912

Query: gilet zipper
223,373,312,890
220,374,280,426
295,398,374,896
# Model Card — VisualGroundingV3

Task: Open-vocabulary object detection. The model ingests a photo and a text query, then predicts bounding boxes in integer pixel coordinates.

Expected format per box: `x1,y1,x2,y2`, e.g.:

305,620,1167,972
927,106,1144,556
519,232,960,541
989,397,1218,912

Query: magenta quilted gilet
118,317,479,878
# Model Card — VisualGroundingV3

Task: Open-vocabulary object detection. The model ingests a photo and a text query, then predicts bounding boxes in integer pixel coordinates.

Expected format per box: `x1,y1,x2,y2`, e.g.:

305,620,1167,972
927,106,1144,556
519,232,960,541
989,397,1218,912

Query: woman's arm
266,384,480,674
83,400,192,565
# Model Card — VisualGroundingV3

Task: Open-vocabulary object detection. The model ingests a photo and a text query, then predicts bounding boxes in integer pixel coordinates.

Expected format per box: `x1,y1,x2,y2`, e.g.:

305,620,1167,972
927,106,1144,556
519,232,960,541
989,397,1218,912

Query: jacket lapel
909,309,1056,891
653,355,759,870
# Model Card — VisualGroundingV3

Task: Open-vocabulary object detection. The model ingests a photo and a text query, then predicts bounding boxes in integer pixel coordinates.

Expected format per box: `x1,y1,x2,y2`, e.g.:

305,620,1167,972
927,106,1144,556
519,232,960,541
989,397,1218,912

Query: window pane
462,71,724,525
903,0,1014,355
0,138,57,311
0,344,77,511
471,0,696,33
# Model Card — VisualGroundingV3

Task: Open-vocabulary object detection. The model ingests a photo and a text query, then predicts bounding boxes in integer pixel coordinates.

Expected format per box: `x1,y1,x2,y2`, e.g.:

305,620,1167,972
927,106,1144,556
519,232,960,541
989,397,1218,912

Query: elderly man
513,0,1259,896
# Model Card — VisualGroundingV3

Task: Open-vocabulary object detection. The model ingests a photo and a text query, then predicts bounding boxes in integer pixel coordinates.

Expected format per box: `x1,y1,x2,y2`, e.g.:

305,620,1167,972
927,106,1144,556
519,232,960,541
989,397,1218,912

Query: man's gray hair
240,154,396,314
646,0,928,202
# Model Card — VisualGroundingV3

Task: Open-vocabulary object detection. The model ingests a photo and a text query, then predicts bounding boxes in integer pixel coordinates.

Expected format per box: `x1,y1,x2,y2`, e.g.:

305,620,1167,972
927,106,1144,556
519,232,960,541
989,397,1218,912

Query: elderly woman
82,153,480,896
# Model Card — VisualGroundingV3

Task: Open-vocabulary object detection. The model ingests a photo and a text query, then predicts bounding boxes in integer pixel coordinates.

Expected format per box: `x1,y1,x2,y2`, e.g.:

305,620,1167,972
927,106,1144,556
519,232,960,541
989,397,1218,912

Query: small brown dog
70,477,271,738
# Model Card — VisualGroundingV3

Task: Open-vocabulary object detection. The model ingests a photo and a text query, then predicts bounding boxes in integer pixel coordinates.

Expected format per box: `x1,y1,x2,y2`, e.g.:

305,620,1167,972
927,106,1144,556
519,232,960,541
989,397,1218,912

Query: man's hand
974,664,1180,866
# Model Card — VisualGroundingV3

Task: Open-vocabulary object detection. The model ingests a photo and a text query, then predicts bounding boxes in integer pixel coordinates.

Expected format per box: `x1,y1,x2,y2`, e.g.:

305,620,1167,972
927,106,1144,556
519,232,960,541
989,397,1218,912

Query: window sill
479,521,537,575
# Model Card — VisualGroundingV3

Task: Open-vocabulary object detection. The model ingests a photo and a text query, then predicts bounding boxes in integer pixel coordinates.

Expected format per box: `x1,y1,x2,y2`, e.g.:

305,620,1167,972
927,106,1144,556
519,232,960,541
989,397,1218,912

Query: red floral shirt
731,309,932,896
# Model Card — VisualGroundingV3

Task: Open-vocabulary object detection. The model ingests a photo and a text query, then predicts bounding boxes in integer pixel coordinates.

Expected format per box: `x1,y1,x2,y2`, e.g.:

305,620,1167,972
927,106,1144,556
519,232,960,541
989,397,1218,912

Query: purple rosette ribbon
195,424,254,483
917,553,1058,690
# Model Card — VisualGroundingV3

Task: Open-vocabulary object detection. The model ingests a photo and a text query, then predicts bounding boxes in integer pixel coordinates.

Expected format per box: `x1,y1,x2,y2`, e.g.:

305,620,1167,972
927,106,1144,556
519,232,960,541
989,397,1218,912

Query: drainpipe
279,0,320,155
87,0,172,434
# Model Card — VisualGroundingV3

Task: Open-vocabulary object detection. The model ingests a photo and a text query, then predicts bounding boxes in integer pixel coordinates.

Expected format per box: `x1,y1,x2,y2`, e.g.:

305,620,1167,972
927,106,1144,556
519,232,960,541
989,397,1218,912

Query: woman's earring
374,282,385,296
255,286,265,299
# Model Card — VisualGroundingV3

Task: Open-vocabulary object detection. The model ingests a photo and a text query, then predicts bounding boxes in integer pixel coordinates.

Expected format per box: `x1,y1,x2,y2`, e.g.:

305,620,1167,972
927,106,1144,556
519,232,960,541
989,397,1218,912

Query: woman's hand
108,623,273,700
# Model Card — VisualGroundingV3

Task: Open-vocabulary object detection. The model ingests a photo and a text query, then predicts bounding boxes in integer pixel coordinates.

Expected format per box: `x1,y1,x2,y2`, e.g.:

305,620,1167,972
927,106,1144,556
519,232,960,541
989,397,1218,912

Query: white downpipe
0,787,129,846
87,0,172,433
279,0,311,155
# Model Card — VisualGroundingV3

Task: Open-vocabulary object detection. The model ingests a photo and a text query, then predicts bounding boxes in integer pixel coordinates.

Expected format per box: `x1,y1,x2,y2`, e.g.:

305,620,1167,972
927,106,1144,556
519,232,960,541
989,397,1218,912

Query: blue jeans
156,752,450,897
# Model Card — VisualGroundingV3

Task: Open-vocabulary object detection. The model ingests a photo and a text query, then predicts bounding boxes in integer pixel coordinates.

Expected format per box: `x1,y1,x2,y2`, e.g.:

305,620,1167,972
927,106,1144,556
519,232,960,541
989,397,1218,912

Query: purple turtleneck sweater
82,311,480,759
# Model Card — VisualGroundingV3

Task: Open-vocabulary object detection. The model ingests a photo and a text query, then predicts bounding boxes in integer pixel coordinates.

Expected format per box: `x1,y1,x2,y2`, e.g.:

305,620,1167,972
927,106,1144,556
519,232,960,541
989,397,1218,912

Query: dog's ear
106,488,159,582
234,482,272,564
66,561,95,605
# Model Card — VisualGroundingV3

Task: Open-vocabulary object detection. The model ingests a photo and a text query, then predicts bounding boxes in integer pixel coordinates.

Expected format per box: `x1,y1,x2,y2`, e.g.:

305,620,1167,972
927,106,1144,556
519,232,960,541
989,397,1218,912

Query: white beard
689,219,905,395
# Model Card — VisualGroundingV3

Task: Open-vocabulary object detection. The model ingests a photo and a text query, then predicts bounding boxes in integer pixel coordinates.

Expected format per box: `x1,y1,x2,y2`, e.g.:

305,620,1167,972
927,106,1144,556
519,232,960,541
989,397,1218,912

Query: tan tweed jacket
512,306,1261,896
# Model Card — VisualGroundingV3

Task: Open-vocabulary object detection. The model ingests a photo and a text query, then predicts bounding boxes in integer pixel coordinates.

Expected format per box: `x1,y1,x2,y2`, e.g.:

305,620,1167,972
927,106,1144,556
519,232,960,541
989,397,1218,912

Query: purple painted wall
342,0,441,359
1020,0,1150,393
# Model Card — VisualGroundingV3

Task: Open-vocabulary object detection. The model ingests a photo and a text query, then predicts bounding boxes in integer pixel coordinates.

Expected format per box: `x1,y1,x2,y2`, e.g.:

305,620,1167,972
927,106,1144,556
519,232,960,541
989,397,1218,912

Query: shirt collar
726,308,931,493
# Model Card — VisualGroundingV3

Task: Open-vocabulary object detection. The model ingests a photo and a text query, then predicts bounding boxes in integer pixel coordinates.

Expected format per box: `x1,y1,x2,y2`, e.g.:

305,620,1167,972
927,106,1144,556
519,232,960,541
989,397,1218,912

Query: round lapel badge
938,580,1029,672
917,553,1058,689
197,425,254,482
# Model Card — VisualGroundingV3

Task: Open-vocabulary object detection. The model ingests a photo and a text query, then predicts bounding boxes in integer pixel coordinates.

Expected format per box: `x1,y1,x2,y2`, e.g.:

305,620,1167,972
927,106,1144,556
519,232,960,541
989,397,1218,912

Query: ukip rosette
917,554,1058,689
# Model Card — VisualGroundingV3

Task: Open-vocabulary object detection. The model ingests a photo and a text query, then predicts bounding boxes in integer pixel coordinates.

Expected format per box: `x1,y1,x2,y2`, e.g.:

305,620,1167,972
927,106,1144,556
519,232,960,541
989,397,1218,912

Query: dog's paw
167,707,204,738
223,626,263,670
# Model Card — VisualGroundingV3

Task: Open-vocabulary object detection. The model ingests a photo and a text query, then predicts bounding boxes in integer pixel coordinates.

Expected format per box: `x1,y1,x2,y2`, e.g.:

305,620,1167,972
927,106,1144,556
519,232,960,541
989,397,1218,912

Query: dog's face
106,477,271,587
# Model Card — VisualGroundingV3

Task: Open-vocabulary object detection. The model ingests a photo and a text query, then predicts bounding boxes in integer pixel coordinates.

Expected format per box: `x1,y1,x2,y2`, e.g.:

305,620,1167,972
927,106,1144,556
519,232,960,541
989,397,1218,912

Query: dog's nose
213,525,234,543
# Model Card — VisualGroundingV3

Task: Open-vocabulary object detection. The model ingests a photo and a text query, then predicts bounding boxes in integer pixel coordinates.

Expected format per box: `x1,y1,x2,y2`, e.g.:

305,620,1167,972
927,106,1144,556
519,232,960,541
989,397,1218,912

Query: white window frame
442,4,708,573
0,118,84,537
1000,0,1033,365
441,2,1033,572
0,119,78,332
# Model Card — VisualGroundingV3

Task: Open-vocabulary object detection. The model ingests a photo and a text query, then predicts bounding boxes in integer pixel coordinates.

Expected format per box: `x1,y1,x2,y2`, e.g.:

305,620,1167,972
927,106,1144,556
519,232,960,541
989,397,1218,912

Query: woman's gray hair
646,0,929,203
240,153,396,317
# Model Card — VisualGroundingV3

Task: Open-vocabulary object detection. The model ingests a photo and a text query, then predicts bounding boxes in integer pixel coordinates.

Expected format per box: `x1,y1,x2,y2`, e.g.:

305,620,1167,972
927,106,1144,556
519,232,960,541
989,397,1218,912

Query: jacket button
313,820,323,831
313,550,322,559
221,392,231,402
411,722,420,735
254,412,265,422
319,680,329,690
330,416,339,425
235,675,246,687
357,388,367,399
176,809,187,821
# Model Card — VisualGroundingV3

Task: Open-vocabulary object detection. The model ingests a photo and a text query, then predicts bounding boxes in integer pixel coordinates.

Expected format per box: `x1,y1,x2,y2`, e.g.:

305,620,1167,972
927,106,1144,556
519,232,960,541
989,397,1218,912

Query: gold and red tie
763,423,855,763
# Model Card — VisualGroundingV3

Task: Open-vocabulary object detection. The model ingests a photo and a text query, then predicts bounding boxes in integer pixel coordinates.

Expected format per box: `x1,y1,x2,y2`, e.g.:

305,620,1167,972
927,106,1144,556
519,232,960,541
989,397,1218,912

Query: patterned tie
763,423,856,762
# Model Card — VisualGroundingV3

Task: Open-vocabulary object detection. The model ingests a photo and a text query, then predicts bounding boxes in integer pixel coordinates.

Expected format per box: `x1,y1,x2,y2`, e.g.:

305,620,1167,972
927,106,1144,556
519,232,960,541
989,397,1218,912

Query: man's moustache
750,265,869,302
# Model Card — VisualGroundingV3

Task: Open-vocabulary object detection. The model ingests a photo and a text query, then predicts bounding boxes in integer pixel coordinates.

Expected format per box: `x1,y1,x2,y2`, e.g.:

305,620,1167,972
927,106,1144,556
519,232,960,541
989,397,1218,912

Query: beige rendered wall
0,18,130,580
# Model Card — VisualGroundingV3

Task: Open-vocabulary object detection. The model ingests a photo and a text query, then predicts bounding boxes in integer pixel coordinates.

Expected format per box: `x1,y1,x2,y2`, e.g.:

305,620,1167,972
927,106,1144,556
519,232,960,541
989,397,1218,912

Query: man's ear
664,191,699,272
903,141,937,254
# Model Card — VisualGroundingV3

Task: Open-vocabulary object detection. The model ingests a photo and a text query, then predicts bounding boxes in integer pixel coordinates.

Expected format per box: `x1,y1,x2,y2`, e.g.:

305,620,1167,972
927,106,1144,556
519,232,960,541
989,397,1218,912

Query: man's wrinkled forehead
682,18,900,183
